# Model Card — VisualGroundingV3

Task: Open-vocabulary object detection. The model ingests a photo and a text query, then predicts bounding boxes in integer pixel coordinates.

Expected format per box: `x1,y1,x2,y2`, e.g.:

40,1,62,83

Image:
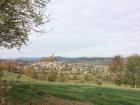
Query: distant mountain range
17,57,41,62
0,57,40,64
56,56,112,64
0,56,112,65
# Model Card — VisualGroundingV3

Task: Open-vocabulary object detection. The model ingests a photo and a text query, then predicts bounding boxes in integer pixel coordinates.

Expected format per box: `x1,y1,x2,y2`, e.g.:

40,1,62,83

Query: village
25,55,109,74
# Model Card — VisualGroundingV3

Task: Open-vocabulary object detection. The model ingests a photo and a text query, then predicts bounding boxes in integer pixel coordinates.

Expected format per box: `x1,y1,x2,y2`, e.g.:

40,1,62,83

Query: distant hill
0,57,40,65
17,57,40,62
56,56,112,64
1,57,112,65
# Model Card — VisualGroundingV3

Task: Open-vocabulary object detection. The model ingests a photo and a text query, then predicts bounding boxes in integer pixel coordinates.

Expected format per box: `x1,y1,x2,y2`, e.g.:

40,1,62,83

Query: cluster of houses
25,55,109,74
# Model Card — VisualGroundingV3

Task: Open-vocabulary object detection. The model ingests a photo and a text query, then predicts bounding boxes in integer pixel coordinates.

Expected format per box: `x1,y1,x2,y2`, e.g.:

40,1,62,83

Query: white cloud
1,0,140,58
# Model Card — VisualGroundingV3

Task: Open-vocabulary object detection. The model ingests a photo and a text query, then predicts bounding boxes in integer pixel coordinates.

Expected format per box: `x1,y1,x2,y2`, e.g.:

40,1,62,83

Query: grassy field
1,71,140,105
9,82,140,105
1,70,34,82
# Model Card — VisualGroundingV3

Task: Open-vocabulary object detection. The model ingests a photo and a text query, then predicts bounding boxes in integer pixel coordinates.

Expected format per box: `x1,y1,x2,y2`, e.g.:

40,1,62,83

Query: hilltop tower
41,54,57,62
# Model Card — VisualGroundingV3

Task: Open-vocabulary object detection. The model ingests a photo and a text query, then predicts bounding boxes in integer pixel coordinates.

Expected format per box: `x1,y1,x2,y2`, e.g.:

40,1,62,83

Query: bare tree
109,55,125,86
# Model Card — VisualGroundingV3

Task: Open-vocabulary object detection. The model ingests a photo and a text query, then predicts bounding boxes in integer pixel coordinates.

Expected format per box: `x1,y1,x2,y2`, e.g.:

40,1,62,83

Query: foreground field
9,82,140,105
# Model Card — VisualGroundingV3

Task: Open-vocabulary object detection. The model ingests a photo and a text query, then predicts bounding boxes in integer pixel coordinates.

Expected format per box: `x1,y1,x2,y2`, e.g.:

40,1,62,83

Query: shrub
95,79,102,86
58,73,68,83
73,74,80,80
48,72,57,82
84,74,93,81
31,70,38,79
79,79,85,83
0,70,3,80
68,74,75,80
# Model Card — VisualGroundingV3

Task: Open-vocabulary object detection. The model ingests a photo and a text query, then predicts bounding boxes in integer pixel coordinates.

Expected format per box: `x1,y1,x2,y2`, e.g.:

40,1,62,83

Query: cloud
1,0,140,58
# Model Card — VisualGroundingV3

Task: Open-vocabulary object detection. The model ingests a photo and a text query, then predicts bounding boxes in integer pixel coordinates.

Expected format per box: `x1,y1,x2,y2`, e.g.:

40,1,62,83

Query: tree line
109,54,140,88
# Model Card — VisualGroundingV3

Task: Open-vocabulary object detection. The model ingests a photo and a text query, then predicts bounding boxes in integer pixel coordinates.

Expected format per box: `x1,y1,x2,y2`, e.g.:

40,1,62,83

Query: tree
126,54,140,88
0,70,3,80
58,73,69,83
84,74,93,81
23,68,32,77
0,0,49,49
0,61,17,72
109,55,125,86
48,71,57,82
31,70,38,79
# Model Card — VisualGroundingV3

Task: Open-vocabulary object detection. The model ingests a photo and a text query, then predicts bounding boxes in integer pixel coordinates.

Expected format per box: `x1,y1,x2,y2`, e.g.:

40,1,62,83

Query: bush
58,73,68,83
0,70,3,80
79,79,85,83
68,74,75,80
95,79,102,86
48,72,57,82
84,74,93,81
73,74,80,80
31,70,38,79
37,72,47,81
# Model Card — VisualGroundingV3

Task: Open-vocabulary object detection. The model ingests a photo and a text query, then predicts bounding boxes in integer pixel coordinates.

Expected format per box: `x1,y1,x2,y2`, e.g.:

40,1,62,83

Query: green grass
1,70,35,82
9,82,140,105
2,71,140,105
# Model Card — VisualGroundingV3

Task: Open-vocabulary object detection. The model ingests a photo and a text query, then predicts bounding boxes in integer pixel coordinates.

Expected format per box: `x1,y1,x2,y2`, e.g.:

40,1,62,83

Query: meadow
1,71,140,105
9,81,140,105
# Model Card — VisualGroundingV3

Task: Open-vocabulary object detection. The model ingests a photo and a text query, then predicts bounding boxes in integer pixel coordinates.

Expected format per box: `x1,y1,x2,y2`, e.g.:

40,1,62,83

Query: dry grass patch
35,96,92,105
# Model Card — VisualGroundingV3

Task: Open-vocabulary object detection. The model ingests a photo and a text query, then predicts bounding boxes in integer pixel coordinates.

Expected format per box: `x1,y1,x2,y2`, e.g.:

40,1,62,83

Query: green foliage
126,54,140,88
68,74,75,80
31,70,38,79
95,78,102,86
37,71,47,81
83,74,93,81
0,70,3,80
1,70,34,82
73,74,81,80
48,72,57,82
0,0,49,48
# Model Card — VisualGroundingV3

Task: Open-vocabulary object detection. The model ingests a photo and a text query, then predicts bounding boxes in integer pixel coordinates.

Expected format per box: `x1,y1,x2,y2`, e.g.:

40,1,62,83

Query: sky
1,0,140,58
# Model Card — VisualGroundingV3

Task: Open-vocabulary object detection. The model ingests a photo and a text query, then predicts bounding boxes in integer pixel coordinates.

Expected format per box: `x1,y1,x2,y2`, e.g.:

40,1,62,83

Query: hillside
1,70,34,82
